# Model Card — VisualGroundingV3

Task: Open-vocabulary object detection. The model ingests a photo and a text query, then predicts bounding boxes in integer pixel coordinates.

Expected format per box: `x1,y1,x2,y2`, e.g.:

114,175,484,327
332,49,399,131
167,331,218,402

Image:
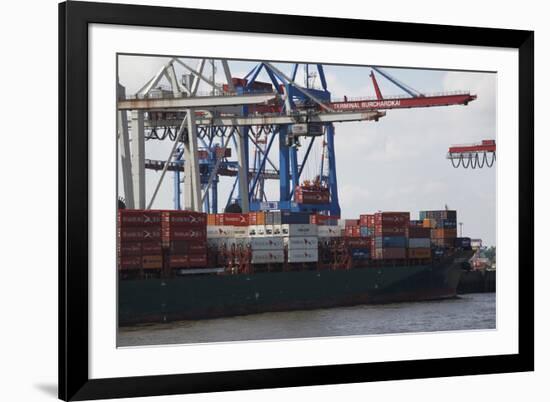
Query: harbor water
117,292,496,347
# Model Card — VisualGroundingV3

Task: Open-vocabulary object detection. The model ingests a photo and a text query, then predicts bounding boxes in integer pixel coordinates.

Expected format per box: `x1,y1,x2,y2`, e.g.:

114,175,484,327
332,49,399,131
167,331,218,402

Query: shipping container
317,226,341,237
345,225,361,237
161,210,206,226
350,248,370,260
359,214,375,227
207,214,216,225
373,248,407,259
249,236,284,250
251,250,285,264
279,211,311,225
284,236,318,250
374,225,407,236
408,248,431,259
142,255,162,269
408,226,431,238
118,210,162,226
161,227,206,241
287,249,318,263
217,213,249,226
118,242,142,256
142,241,162,254
360,226,374,237
295,187,330,204
422,218,437,228
441,219,457,228
344,238,371,248
281,224,318,237
409,219,424,227
207,225,234,238
374,212,410,226
344,219,360,227
118,256,141,270
374,236,407,248
248,225,266,237
119,226,162,241
168,254,207,268
248,211,266,225
454,237,472,248
408,238,431,248
310,213,339,226
169,240,206,254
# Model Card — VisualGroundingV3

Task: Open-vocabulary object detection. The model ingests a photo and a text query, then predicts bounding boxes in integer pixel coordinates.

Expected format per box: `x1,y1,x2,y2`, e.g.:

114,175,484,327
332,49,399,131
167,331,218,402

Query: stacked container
359,214,375,238
372,212,409,260
407,226,431,260
249,230,284,264
117,210,162,272
162,210,207,269
420,210,458,248
283,224,318,263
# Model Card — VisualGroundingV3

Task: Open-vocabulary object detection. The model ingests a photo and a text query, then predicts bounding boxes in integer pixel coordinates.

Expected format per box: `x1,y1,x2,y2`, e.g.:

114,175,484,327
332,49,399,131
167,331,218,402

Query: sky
118,55,497,247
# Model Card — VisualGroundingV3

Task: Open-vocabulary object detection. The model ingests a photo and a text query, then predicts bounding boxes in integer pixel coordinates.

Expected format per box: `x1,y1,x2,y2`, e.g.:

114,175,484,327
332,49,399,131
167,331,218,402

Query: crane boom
326,92,476,111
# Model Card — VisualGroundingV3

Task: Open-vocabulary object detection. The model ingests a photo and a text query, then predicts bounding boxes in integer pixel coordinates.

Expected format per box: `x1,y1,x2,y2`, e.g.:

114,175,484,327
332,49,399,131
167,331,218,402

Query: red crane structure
447,140,496,169
322,66,477,112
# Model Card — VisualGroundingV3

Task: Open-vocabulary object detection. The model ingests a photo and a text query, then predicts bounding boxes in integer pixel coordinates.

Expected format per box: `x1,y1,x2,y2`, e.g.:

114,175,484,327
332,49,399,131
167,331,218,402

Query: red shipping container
161,210,206,226
218,213,249,226
310,214,340,225
170,240,207,254
118,241,142,256
345,219,360,227
118,210,162,226
359,214,375,227
373,248,407,259
168,254,208,268
162,227,206,241
374,212,410,227
345,226,361,237
408,227,431,238
295,189,330,204
374,225,407,236
119,226,162,241
118,256,141,270
344,238,371,248
142,241,162,254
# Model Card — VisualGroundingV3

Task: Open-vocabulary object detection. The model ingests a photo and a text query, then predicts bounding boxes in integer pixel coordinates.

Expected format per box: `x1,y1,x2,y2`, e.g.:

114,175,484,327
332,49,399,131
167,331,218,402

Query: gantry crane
117,58,477,216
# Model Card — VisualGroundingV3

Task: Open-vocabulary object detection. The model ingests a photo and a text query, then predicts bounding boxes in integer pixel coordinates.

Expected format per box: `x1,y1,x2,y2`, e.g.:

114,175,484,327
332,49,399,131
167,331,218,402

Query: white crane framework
117,57,386,213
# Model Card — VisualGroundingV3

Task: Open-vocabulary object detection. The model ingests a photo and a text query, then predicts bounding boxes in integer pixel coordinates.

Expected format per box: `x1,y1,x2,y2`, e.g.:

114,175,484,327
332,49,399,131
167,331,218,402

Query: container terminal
116,58,495,324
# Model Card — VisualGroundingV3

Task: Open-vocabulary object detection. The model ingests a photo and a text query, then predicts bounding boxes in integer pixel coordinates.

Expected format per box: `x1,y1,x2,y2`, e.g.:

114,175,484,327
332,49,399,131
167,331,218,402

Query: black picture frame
59,1,534,400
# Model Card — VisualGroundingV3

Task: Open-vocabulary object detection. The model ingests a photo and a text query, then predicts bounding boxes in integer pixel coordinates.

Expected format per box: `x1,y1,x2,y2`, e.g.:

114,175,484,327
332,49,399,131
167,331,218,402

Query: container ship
118,207,474,325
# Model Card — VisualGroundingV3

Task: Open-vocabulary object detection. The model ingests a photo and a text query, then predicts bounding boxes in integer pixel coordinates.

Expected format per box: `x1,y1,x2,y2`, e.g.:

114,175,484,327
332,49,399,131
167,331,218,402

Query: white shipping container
408,238,431,248
285,236,318,250
281,224,318,237
233,227,249,238
317,226,341,237
251,250,285,264
207,225,234,238
287,249,318,263
250,236,284,250
272,224,282,236
248,225,266,237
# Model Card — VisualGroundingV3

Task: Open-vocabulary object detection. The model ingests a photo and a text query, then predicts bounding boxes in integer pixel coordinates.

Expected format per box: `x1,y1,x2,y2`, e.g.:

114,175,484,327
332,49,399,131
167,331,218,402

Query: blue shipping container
280,211,311,224
360,227,373,237
454,237,471,248
374,236,407,248
441,219,457,228
350,248,370,260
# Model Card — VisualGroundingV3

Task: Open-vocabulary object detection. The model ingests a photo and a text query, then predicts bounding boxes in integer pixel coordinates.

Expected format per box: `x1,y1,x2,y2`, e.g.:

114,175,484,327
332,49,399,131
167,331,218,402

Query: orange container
423,218,437,228
408,248,431,259
142,255,162,269
207,214,216,225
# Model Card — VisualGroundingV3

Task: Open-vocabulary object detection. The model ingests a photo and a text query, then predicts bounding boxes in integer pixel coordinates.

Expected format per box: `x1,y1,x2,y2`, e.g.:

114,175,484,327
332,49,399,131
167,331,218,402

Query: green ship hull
118,249,473,325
